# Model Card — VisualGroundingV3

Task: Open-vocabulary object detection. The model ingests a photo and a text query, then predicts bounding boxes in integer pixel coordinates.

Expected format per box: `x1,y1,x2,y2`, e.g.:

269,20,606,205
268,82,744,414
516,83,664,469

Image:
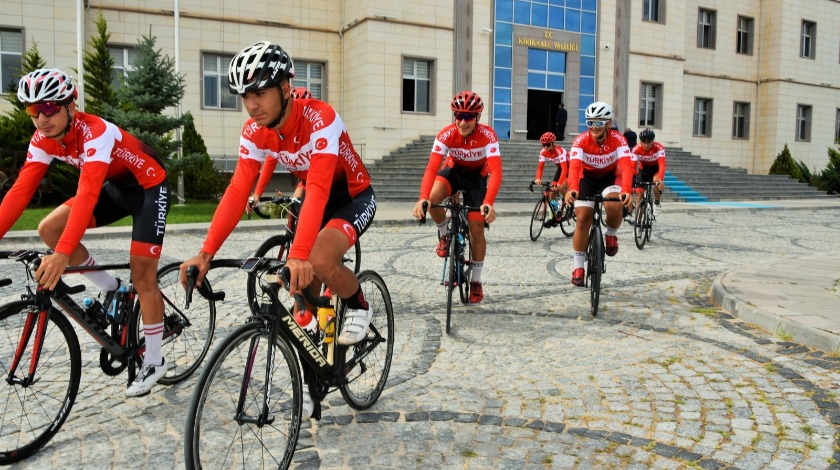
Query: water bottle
317,300,335,345
108,285,128,323
550,199,560,213
83,297,105,326
294,309,319,344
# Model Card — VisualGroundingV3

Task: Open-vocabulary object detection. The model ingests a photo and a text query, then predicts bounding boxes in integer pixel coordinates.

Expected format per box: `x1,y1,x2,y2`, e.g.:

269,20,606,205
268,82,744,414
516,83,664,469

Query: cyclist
0,68,171,397
564,101,634,287
411,91,502,304
179,41,376,347
534,131,569,221
291,86,313,99
632,128,666,215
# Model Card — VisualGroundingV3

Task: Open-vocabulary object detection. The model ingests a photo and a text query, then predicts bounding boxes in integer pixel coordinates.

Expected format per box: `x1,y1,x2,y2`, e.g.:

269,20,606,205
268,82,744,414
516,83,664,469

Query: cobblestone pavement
1,207,839,469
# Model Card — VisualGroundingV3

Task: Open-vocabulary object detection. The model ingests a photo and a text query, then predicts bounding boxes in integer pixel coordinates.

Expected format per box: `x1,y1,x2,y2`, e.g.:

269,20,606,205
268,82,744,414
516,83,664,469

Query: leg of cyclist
467,217,486,303
603,186,623,257
570,204,593,286
427,180,452,257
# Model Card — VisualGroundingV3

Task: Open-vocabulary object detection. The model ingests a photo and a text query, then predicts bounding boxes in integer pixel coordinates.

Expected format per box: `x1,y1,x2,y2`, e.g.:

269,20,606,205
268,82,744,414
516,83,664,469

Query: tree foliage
83,11,118,116
768,144,804,182
168,113,226,200
812,146,840,195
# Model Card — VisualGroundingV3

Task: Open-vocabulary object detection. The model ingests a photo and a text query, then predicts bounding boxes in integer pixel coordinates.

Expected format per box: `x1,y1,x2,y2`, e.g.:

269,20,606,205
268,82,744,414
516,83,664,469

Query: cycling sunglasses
24,101,65,118
585,119,609,129
542,143,553,148
453,112,478,122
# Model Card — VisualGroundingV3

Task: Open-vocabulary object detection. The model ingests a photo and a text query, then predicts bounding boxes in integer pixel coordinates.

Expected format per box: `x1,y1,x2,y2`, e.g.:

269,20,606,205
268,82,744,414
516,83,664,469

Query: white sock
436,221,448,237
605,226,618,236
471,262,483,282
80,255,119,292
143,322,164,367
574,251,585,269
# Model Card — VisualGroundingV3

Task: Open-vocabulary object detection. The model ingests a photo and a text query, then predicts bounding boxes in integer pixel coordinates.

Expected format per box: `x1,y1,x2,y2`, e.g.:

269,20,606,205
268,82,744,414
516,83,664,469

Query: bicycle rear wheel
340,270,394,409
343,239,362,274
634,198,649,250
184,321,302,469
529,198,547,241
644,195,654,243
137,262,216,384
559,202,576,237
587,225,603,317
247,234,293,315
0,302,82,464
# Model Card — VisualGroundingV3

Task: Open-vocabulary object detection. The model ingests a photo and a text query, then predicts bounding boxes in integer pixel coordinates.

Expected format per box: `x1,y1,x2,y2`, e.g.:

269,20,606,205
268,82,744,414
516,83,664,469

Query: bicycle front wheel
587,225,603,317
458,232,472,305
340,270,394,409
559,203,576,237
445,235,458,335
529,198,547,241
247,234,293,316
644,196,654,243
634,198,649,250
184,321,302,469
0,302,82,464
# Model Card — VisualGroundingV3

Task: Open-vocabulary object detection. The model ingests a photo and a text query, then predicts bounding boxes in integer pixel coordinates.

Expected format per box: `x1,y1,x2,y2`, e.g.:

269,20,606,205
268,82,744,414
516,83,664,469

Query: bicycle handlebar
419,199,490,227
529,181,552,192
184,264,228,309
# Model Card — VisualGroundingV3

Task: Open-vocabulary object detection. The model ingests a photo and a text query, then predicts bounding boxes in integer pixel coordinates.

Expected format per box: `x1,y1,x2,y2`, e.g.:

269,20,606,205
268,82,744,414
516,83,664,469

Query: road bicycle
246,195,362,316
422,191,486,335
249,194,295,220
633,180,657,250
183,257,394,469
576,194,622,317
0,250,219,464
528,181,575,241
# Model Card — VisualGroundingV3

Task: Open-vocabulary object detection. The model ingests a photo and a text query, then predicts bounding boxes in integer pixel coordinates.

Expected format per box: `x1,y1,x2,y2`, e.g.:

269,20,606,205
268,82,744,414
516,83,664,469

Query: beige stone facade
1,0,838,174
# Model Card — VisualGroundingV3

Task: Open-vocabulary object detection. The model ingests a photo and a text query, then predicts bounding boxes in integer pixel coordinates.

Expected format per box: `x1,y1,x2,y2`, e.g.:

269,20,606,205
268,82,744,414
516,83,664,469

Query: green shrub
769,144,804,181
813,145,840,195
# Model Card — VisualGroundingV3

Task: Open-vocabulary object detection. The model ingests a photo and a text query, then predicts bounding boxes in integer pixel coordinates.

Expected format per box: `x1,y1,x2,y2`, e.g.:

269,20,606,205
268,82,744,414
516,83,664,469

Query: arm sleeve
618,157,635,194
200,158,261,255
0,161,49,239
419,152,444,200
482,157,503,205
535,160,545,181
288,153,336,260
54,161,109,256
568,158,583,192
657,152,667,180
253,157,279,196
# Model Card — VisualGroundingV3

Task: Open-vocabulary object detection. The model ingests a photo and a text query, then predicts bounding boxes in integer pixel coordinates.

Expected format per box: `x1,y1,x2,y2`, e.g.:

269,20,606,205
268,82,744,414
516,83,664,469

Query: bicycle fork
6,300,50,387
235,323,276,428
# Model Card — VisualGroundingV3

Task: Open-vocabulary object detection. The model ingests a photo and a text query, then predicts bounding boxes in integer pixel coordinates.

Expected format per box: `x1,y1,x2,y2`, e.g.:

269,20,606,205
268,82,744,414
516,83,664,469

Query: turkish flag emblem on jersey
434,145,442,152
490,147,497,153
316,138,328,151
239,145,249,156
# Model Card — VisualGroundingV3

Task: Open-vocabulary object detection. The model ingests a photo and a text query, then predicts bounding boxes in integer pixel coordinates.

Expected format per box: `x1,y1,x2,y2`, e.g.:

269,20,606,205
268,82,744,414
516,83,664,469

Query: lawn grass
8,200,248,231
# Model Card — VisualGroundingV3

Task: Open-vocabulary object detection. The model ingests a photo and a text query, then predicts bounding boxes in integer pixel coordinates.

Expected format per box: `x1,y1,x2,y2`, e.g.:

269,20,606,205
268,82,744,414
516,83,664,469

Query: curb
711,271,840,355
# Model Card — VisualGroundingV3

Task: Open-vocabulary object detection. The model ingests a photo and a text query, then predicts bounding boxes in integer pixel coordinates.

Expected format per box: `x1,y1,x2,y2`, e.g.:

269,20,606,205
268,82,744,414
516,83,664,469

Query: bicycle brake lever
185,266,198,308
419,201,428,225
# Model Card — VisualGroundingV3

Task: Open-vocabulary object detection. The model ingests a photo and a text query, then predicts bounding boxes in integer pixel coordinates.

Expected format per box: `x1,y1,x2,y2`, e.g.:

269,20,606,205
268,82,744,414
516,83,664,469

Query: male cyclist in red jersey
0,68,171,397
632,128,666,215
179,41,376,348
534,131,569,220
564,102,634,286
411,91,502,304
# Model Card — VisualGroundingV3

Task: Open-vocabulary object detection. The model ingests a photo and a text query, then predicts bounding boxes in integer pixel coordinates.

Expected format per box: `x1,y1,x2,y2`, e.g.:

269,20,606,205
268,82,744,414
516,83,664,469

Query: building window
202,53,237,110
639,82,661,128
293,61,325,100
643,0,664,23
736,16,754,55
0,29,23,93
732,102,750,139
402,58,432,113
109,46,137,89
796,105,812,141
697,9,716,49
800,21,816,59
693,98,713,137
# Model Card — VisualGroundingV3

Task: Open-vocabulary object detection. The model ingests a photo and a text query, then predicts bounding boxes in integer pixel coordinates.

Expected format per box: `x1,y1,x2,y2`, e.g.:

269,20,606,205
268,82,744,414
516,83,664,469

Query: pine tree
174,113,226,200
0,43,46,152
83,11,117,116
814,146,840,195
103,33,187,160
768,144,804,182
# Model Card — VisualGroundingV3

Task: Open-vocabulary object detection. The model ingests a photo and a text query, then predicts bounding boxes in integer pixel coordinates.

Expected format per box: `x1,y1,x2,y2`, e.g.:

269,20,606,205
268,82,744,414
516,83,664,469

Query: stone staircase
367,137,832,202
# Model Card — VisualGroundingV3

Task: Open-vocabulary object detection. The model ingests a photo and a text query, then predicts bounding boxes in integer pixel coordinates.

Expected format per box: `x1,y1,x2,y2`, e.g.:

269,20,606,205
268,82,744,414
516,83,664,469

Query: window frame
0,28,23,95
200,52,238,111
638,81,662,128
835,108,840,143
108,45,137,89
732,101,750,140
693,98,713,137
796,104,812,142
697,8,717,50
401,56,434,114
800,20,816,59
292,60,326,100
736,16,754,55
642,0,665,24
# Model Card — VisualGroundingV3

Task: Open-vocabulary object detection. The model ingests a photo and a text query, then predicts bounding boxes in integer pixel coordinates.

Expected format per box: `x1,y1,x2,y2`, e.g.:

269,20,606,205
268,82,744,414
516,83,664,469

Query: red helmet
450,91,484,113
540,132,556,144
291,87,312,99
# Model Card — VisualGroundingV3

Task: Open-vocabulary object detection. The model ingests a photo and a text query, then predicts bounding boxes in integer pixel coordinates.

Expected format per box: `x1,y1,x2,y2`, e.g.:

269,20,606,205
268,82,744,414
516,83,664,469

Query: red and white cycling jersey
202,98,371,260
419,123,503,205
535,145,569,184
0,111,167,256
568,129,634,193
632,142,667,180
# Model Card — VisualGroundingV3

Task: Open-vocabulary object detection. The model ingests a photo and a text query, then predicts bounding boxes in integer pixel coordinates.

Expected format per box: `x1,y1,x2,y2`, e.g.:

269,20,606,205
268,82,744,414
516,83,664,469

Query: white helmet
585,101,613,120
228,41,295,95
17,68,77,103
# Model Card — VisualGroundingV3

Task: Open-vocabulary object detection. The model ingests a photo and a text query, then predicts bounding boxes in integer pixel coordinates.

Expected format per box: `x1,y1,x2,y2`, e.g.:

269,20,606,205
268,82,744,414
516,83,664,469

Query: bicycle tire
339,270,394,409
184,321,302,469
634,197,648,250
529,198,547,241
251,196,278,219
559,202,576,237
247,234,293,315
458,230,472,305
644,194,654,243
0,302,82,464
587,224,603,317
445,231,458,335
135,262,217,385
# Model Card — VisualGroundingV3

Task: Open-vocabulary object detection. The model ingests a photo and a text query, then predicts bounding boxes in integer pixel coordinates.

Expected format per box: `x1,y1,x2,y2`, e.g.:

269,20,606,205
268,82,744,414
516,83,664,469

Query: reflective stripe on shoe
125,359,170,397
302,384,314,420
337,308,372,345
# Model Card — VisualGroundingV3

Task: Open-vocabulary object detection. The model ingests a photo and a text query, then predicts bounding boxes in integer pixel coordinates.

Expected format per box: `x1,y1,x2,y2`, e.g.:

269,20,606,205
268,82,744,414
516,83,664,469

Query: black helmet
639,128,655,143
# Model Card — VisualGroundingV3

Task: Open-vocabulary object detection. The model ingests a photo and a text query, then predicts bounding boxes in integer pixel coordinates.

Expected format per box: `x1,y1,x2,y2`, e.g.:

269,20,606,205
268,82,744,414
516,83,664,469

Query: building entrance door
527,90,564,141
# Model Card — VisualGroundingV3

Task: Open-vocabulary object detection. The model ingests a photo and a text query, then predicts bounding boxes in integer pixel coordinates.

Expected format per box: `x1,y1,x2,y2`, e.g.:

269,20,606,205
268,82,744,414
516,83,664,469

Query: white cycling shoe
337,308,372,345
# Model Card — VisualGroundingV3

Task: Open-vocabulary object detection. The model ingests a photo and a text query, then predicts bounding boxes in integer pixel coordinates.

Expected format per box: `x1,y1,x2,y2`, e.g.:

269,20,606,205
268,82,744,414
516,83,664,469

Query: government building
2,0,839,174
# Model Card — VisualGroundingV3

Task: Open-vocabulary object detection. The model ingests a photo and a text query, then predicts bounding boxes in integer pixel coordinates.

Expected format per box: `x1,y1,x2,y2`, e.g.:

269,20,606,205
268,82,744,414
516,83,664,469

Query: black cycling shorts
435,166,488,212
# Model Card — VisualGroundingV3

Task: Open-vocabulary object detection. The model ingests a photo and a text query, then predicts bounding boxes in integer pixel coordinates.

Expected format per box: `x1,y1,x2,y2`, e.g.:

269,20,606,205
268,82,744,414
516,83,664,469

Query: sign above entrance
516,30,579,52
